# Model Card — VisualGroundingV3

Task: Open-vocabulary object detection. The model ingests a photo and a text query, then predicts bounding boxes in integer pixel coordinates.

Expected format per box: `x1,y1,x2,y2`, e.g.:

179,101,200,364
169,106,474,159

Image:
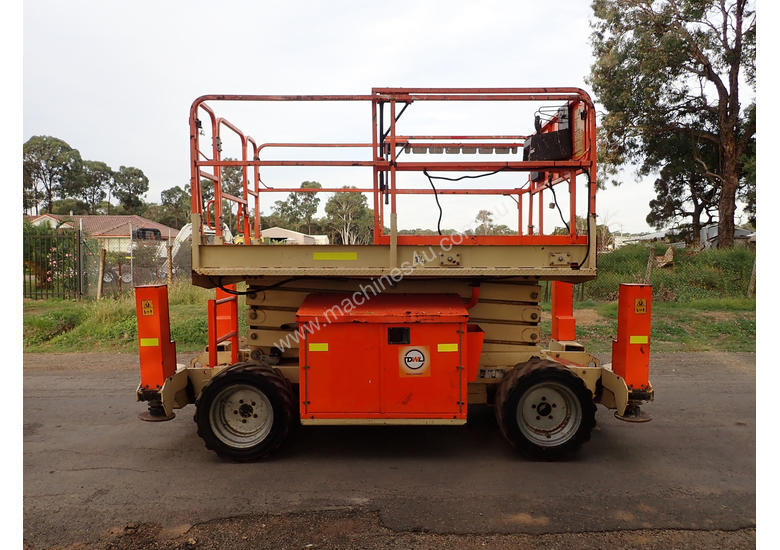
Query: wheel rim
516,381,581,447
209,384,274,449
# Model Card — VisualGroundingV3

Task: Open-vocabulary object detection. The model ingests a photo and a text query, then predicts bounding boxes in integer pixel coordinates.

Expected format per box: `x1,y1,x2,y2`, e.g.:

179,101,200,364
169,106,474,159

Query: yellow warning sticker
140,337,159,347
312,252,358,261
308,343,329,352
634,298,647,314
142,300,154,316
629,335,649,344
437,343,458,352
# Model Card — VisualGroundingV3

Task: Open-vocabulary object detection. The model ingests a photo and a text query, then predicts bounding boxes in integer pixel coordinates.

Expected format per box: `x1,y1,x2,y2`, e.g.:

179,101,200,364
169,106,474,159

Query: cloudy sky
21,0,750,234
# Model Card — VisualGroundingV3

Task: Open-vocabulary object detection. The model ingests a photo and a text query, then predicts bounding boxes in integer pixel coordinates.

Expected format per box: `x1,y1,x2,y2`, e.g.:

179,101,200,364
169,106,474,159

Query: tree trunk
717,145,740,248
690,203,704,247
691,221,701,247
45,177,53,213
644,248,655,284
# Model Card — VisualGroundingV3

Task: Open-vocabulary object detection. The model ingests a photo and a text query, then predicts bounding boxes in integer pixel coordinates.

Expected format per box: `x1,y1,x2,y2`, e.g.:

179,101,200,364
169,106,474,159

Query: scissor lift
136,88,653,461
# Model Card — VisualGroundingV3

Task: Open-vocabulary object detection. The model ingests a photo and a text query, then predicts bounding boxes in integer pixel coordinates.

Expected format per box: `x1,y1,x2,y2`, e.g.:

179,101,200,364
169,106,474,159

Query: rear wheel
195,362,296,461
495,358,595,460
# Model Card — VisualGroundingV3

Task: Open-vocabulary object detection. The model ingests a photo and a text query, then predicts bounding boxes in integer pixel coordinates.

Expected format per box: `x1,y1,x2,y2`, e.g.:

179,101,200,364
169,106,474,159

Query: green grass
24,293,754,354
23,245,755,354
581,245,755,302
540,298,755,353
23,281,248,353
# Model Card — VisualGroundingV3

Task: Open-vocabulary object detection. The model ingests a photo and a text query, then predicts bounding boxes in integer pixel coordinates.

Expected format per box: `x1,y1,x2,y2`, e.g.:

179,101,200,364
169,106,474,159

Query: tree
644,133,719,244
324,189,372,244
475,210,494,235
23,161,36,214
50,198,90,215
23,136,83,214
737,104,756,226
589,0,755,247
112,166,149,214
220,160,244,231
299,181,322,234
79,161,114,214
553,215,613,250
192,159,244,232
473,210,514,235
159,185,191,228
272,181,323,233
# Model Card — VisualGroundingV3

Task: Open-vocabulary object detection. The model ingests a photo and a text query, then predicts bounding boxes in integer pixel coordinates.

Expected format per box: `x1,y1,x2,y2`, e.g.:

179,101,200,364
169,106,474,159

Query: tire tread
495,357,596,460
194,362,296,461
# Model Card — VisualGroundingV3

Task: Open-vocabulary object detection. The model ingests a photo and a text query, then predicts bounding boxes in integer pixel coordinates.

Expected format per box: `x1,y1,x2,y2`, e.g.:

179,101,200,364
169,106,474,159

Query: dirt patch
32,510,755,550
699,311,755,321
541,308,604,325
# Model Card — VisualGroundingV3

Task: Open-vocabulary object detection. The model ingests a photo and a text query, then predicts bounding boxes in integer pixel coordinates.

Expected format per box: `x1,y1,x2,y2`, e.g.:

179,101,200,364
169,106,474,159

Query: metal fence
95,239,192,298
23,230,86,300
23,228,194,300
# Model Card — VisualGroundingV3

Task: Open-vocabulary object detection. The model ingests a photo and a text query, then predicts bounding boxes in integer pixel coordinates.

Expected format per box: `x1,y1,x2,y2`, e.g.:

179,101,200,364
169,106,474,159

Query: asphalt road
23,352,755,548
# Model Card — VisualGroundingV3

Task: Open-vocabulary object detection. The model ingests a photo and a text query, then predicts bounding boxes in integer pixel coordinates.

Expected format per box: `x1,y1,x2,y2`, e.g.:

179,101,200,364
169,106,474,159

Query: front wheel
195,363,296,461
495,358,596,460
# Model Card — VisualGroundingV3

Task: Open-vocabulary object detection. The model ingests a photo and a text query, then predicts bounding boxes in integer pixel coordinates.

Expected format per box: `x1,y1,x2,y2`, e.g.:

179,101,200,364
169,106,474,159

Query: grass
23,246,756,355
539,298,755,353
578,244,755,302
23,280,248,353
24,293,755,354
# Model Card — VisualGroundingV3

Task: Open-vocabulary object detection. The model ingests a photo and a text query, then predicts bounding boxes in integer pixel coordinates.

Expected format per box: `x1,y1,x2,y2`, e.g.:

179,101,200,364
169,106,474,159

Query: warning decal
142,300,154,316
634,298,647,314
399,346,430,377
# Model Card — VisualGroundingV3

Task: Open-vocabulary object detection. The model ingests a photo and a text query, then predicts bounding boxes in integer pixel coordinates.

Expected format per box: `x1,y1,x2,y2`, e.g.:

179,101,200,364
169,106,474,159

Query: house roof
29,214,179,238
261,227,305,238
261,226,327,239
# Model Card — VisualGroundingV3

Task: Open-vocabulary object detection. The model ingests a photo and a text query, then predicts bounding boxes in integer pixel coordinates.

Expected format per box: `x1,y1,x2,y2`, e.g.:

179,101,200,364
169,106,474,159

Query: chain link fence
92,239,192,298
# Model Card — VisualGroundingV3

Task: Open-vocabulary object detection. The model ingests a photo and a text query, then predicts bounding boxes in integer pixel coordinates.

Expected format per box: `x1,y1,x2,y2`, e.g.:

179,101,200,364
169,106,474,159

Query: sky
21,0,674,235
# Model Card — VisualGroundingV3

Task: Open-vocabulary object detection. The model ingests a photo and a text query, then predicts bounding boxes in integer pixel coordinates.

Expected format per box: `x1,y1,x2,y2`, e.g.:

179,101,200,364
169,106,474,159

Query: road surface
23,352,755,549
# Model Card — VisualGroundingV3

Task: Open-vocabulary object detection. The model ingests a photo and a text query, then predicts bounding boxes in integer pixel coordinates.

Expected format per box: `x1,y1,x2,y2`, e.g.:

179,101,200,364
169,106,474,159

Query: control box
296,294,484,423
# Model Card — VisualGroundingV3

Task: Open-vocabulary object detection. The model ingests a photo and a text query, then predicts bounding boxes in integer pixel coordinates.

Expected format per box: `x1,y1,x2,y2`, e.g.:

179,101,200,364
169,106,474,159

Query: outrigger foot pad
614,402,652,423
138,400,176,422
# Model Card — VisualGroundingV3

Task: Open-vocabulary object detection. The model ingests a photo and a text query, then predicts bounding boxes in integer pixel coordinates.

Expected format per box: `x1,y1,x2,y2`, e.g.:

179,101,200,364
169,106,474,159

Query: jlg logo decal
400,346,430,377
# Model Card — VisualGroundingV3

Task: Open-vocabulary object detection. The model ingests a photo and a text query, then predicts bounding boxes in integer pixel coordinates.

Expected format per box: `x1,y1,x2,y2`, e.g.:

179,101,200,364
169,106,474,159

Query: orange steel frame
188,88,598,248
208,285,239,367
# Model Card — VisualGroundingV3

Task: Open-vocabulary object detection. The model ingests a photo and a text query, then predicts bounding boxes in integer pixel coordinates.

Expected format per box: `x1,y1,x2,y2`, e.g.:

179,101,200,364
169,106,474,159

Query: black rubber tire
495,358,596,460
194,362,296,461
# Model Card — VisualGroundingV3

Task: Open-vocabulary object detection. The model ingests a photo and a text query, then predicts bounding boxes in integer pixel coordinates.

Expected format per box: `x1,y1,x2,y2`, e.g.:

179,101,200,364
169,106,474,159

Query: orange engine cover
296,294,482,421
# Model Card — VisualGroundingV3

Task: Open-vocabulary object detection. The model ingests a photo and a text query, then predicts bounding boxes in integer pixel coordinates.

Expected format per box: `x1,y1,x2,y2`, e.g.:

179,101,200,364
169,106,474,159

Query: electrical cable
577,218,591,269
576,169,593,269
548,178,570,234
423,169,444,235
422,166,525,236
211,276,301,295
423,166,511,182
